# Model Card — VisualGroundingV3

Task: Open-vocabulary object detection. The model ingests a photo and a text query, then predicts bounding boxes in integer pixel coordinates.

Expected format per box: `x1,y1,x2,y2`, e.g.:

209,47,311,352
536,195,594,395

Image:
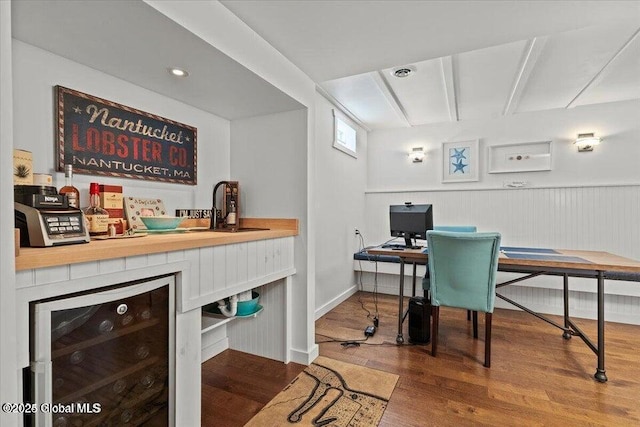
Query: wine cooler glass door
32,275,175,427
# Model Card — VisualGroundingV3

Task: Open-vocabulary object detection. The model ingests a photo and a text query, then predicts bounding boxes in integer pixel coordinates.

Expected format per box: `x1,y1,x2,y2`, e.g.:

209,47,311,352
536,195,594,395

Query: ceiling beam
315,85,371,132
440,56,458,122
372,71,412,127
503,36,548,116
566,27,640,109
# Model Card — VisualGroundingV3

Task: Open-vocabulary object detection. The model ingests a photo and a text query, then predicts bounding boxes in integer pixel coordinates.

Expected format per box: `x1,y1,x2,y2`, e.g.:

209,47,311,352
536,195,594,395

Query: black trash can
408,296,430,344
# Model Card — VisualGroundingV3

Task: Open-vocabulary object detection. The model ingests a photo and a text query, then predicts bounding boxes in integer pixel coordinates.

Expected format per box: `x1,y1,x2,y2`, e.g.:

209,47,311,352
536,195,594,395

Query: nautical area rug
245,356,399,427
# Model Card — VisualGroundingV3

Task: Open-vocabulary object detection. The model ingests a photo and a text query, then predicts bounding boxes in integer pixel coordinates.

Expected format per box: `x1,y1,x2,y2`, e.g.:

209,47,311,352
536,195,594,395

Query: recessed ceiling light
392,66,416,78
168,67,189,77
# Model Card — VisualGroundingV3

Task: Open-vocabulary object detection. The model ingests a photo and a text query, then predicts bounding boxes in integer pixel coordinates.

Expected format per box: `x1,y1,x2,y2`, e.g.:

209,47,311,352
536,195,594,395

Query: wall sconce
574,133,601,152
409,147,425,163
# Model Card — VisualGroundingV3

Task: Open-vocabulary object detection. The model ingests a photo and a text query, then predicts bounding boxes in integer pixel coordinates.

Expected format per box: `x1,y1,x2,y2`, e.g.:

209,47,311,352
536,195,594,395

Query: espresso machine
14,185,90,247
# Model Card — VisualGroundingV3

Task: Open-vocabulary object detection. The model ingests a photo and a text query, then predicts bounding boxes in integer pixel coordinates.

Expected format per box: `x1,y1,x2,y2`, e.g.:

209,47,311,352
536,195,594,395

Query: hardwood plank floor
202,292,640,426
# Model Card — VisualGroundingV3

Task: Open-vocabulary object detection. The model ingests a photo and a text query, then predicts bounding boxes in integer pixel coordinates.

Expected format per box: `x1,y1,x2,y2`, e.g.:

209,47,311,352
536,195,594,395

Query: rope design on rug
287,362,389,426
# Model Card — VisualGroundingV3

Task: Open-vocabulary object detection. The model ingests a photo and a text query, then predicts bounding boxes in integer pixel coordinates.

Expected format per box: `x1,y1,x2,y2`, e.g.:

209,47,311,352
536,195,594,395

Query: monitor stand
404,237,420,250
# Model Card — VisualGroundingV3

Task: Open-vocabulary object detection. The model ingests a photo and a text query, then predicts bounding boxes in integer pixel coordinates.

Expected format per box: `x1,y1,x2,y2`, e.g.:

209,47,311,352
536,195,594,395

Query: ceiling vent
392,66,415,78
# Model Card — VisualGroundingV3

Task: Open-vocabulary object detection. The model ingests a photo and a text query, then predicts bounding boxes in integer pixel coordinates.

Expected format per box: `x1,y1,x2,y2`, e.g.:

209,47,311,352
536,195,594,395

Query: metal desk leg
562,274,572,340
397,259,405,344
411,263,417,297
594,270,607,382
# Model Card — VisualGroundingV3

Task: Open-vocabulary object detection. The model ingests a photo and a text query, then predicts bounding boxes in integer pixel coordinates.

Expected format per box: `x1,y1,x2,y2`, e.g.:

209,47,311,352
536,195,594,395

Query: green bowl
236,292,260,316
140,216,183,230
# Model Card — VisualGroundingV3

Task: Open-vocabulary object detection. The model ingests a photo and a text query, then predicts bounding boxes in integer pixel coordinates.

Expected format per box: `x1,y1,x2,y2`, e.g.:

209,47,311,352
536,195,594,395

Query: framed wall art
442,139,479,183
488,141,551,173
56,86,198,185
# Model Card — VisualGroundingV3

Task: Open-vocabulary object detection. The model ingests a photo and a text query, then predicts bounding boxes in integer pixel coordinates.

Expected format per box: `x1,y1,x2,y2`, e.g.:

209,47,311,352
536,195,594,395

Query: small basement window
333,109,357,158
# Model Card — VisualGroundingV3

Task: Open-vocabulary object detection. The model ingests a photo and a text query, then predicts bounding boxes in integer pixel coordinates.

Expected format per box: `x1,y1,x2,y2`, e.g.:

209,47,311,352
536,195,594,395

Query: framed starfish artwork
442,139,479,183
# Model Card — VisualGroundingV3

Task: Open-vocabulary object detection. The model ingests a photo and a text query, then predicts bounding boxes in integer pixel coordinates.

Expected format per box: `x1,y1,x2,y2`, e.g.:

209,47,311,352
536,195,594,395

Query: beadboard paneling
365,185,640,258
227,280,287,361
361,185,640,324
183,237,295,311
15,237,297,367
356,271,640,325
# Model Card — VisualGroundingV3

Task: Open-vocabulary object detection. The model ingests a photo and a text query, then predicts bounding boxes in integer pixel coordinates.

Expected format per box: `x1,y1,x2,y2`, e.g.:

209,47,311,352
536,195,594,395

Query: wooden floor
201,292,640,426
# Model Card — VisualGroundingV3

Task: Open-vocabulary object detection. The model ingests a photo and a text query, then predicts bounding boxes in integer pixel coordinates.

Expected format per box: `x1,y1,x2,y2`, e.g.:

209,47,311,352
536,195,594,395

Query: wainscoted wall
15,236,298,425
228,279,287,361
357,185,640,325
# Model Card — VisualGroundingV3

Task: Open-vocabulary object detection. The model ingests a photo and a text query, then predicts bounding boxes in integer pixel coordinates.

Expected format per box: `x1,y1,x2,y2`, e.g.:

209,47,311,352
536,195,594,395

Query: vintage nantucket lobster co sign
56,86,197,185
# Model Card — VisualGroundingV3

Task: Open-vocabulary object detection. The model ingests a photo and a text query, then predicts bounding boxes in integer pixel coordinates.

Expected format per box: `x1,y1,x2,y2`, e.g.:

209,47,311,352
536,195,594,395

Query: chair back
427,231,501,313
422,226,477,292
434,226,477,233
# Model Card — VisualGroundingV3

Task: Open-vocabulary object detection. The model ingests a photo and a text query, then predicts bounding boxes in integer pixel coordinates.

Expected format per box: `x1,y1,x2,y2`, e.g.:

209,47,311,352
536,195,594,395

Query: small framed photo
442,139,479,183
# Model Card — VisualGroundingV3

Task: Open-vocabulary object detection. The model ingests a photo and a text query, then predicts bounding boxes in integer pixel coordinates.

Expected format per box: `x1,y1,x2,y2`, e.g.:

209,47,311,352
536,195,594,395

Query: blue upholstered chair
427,230,501,367
433,226,478,233
422,226,477,298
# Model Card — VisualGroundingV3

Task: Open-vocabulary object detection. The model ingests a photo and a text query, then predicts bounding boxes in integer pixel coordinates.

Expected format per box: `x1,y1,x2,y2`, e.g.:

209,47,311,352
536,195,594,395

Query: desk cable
315,333,413,348
356,231,379,325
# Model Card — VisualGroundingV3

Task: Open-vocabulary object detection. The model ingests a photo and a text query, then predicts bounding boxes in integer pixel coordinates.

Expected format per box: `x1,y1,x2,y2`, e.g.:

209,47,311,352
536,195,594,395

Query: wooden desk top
15,218,298,271
367,246,640,274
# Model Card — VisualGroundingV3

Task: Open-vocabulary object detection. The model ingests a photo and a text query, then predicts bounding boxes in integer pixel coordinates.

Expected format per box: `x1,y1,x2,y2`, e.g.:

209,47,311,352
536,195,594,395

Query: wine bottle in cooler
112,378,127,395
135,344,151,360
69,350,85,365
136,306,152,322
140,372,155,389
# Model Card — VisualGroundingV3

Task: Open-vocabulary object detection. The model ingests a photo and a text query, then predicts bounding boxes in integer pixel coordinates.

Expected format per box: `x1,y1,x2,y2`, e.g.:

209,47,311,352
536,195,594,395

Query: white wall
230,110,307,219
366,100,640,245
4,0,321,418
230,109,317,363
0,1,19,423
148,0,320,364
363,100,640,323
314,93,368,317
146,0,315,109
368,100,640,191
12,40,231,213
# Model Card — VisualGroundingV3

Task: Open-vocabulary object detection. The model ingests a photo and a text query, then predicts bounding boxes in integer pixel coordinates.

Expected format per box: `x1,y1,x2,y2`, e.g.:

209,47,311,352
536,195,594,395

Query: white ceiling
11,0,304,121
222,0,640,130
10,1,640,132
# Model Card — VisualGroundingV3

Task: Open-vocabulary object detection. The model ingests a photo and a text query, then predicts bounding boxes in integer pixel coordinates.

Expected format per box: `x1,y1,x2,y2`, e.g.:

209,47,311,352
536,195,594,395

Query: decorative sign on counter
124,197,168,230
176,209,212,219
56,86,197,185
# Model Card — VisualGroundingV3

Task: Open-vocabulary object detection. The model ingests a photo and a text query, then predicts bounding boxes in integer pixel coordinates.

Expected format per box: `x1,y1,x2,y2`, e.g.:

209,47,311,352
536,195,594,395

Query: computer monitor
389,203,433,248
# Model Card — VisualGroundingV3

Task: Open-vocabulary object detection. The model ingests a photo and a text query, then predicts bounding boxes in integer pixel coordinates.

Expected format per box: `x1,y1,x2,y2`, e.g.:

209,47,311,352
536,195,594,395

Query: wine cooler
28,275,175,427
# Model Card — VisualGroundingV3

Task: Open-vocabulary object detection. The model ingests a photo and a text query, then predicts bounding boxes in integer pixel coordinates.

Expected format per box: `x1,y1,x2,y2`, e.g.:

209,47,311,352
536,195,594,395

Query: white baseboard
315,285,358,320
289,344,319,365
200,337,229,363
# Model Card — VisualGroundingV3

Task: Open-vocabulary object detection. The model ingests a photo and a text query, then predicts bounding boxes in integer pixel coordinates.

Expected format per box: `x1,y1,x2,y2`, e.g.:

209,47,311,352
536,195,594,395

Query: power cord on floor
356,231,380,324
315,333,369,346
315,333,402,347
316,230,393,348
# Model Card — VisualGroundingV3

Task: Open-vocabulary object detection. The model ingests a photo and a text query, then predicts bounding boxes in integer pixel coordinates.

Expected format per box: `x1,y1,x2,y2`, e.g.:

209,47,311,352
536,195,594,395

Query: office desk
366,245,640,382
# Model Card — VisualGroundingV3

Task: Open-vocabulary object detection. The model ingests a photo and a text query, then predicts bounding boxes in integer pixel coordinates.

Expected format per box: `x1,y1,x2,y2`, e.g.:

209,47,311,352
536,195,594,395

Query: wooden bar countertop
15,218,298,271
